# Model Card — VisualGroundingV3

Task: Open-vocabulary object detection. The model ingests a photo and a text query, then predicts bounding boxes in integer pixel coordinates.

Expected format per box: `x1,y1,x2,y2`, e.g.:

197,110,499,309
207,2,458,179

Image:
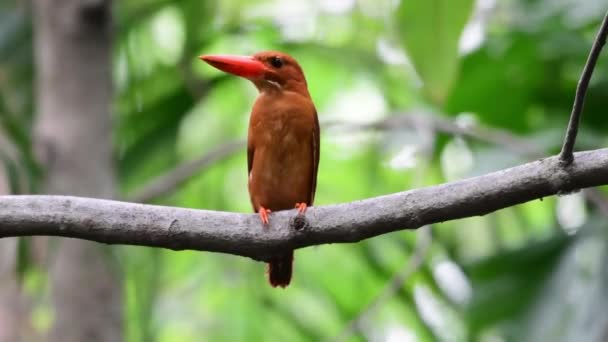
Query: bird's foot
292,203,309,230
295,203,307,215
259,207,271,225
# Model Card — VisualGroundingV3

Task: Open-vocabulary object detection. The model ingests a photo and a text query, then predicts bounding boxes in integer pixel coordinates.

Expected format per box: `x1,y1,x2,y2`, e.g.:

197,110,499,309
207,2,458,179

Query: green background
1,0,608,341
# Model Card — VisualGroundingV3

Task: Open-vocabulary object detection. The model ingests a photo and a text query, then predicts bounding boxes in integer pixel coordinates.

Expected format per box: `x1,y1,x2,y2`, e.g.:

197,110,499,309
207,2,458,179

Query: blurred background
1,0,608,341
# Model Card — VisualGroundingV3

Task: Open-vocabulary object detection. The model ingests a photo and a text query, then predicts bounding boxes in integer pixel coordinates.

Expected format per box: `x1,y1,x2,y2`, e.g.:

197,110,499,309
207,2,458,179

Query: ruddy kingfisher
200,51,320,288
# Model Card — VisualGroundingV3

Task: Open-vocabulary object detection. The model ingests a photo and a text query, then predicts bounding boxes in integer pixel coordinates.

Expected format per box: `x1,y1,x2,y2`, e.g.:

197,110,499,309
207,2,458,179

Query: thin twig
330,227,433,342
559,11,608,165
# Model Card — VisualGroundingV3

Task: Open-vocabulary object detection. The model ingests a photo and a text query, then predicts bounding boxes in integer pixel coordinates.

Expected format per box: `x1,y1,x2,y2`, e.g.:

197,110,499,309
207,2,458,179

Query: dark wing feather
309,109,320,205
247,138,256,212
247,144,254,176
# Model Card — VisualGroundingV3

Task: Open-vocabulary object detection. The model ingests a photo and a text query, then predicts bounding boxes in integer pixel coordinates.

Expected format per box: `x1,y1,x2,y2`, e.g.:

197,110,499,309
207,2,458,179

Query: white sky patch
280,16,317,42
322,78,388,159
414,285,466,341
323,78,387,124
459,0,496,55
247,1,317,41
433,260,473,305
454,112,479,130
440,137,474,181
316,0,355,14
414,286,446,332
376,37,423,88
384,325,417,342
557,192,587,235
325,131,378,159
359,0,398,18
376,37,409,65
151,6,185,65
459,19,484,55
389,144,419,170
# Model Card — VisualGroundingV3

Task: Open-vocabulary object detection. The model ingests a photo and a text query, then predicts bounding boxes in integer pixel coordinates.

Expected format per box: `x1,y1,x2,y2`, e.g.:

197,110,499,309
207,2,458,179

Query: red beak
199,54,267,79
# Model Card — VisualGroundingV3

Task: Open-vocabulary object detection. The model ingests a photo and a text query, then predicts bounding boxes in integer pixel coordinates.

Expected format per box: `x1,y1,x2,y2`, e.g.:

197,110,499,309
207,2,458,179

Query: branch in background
1,149,607,261
127,140,243,203
559,10,608,165
334,114,544,157
330,227,433,342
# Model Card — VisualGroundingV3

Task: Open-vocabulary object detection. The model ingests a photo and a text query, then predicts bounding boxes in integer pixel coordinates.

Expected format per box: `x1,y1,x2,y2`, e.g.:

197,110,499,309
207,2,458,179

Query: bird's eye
269,56,284,68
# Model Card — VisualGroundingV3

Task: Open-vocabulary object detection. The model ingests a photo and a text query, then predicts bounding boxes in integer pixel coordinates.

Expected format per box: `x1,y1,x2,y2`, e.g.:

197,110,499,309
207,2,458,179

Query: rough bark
0,149,606,261
32,0,121,341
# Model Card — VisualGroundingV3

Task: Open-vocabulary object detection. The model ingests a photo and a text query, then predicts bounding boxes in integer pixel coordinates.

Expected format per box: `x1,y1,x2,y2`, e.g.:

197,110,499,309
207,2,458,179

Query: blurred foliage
1,0,608,341
397,0,475,105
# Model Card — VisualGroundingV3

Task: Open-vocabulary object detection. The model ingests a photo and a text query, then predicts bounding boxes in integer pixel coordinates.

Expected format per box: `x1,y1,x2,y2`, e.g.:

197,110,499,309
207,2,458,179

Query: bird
199,51,320,288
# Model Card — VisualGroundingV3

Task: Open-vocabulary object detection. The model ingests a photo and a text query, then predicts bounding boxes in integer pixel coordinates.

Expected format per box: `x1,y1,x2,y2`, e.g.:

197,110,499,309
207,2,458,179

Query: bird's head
199,51,307,93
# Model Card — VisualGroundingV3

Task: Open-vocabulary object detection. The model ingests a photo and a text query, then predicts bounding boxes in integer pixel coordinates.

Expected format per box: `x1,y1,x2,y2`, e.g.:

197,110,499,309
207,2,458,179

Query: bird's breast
253,115,310,173
248,107,315,210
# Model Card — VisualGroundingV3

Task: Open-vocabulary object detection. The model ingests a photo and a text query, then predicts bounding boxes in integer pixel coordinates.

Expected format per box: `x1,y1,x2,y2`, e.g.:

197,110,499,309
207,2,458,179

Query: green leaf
0,151,20,194
396,0,475,105
16,237,32,284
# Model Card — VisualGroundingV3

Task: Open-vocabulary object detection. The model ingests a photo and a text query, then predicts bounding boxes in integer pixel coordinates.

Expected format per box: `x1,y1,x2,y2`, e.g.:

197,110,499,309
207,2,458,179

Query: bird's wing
247,137,257,212
309,109,320,205
247,143,254,177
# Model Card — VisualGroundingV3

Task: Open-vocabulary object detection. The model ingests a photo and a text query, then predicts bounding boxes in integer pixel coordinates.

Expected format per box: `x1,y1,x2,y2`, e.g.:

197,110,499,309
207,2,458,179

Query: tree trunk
32,1,122,341
0,135,27,342
0,239,23,342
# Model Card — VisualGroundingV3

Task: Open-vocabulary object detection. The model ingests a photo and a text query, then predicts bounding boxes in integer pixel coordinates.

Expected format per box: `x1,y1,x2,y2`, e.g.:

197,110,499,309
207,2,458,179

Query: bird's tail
267,251,294,288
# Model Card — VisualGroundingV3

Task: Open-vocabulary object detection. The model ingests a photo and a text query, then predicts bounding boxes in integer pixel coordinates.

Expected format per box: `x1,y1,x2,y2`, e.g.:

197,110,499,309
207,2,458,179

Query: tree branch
1,149,607,261
559,10,608,165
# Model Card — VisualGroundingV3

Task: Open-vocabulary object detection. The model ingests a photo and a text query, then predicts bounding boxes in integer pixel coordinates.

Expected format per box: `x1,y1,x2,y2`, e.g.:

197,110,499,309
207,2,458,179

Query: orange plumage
200,51,319,287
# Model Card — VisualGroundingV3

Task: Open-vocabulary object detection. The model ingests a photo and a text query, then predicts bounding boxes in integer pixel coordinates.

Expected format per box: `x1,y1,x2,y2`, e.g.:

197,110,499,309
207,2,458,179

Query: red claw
259,207,271,225
295,202,307,215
